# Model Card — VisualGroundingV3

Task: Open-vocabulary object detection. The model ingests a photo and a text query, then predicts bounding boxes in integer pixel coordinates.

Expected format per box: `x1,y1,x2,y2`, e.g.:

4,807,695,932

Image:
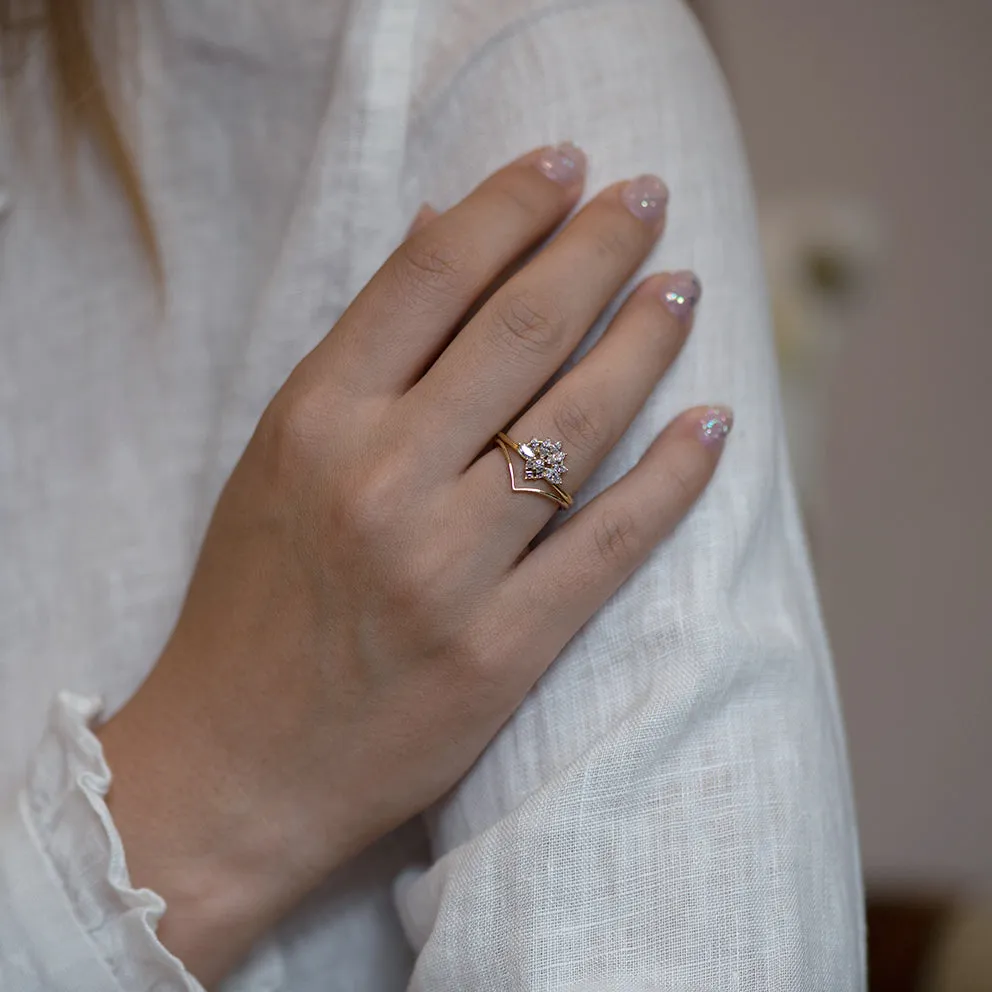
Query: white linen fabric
0,0,865,989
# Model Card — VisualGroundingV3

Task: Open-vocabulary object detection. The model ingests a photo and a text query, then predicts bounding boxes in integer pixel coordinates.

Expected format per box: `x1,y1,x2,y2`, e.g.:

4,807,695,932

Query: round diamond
519,437,568,486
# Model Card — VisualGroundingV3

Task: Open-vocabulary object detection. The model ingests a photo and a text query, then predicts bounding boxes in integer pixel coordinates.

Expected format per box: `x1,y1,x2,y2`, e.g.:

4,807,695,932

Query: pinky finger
501,405,733,658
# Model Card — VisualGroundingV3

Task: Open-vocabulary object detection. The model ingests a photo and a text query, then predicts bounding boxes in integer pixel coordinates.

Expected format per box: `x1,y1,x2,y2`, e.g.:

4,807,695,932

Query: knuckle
552,394,606,457
488,172,551,221
446,625,492,677
590,223,635,264
593,507,641,566
386,558,439,619
335,461,402,538
257,389,329,483
407,545,452,603
664,449,703,505
392,577,494,677
396,236,469,303
489,289,569,358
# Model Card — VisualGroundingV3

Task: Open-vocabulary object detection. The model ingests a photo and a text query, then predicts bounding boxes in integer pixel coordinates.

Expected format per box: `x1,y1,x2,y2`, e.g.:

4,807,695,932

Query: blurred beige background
697,0,992,891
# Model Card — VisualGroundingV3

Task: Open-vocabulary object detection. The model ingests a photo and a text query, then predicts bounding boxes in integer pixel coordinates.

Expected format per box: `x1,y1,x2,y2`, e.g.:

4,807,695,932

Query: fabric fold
1,692,285,992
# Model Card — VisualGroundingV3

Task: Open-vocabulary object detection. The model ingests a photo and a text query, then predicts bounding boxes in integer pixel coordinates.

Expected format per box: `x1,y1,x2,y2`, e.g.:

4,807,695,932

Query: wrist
96,673,323,986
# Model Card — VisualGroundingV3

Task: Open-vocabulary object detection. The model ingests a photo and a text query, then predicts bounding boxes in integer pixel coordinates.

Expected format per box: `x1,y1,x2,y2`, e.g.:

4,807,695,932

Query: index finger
302,144,587,397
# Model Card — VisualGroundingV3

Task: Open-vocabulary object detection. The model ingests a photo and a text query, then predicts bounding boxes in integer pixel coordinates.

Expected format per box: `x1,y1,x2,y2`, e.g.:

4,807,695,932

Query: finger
409,174,670,468
304,143,587,396
464,270,702,556
404,202,440,238
497,405,733,663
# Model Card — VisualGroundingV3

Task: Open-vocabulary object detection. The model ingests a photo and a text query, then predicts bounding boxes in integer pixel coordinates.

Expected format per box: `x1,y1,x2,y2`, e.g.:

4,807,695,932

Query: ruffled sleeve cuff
0,692,284,992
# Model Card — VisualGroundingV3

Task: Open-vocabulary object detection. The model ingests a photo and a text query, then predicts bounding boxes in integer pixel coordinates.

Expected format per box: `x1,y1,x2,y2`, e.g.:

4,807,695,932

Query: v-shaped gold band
494,432,573,510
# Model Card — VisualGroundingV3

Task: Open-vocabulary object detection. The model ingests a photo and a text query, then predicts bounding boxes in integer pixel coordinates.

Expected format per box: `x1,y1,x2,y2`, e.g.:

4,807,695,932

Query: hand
97,143,732,986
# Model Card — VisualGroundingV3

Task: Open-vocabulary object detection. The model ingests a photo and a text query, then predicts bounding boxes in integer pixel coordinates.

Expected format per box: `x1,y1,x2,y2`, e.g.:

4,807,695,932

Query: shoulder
403,0,734,210
408,0,711,124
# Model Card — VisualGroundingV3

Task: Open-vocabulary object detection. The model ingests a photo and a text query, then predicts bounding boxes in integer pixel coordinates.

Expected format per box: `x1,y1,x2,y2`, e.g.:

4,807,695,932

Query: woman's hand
96,143,731,986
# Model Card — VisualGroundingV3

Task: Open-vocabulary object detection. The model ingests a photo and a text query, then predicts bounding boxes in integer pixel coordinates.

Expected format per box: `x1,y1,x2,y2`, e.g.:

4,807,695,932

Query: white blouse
0,0,865,989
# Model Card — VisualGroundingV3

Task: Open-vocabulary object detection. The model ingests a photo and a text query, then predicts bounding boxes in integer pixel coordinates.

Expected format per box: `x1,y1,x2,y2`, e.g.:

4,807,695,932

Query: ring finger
461,270,704,557
407,174,672,468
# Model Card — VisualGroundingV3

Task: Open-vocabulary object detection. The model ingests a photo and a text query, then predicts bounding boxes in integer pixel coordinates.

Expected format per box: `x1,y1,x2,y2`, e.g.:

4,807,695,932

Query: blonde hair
1,0,161,284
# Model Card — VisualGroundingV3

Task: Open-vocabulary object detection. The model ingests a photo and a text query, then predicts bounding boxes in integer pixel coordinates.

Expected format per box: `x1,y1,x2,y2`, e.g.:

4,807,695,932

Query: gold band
494,431,573,510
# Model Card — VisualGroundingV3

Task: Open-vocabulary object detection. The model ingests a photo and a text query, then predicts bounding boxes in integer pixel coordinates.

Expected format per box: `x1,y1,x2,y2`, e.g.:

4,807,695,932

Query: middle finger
406,174,670,468
464,269,701,555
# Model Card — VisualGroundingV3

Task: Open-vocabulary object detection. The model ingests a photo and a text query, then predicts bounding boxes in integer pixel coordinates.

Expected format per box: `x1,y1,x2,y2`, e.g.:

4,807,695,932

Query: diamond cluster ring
494,432,573,510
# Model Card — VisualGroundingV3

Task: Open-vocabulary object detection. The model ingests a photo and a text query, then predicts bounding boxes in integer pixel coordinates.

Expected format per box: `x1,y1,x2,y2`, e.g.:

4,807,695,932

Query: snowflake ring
493,432,573,510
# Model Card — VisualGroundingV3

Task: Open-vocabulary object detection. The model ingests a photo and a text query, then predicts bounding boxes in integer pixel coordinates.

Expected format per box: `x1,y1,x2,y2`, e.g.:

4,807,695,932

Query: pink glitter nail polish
535,142,587,184
698,407,734,446
620,174,669,223
660,271,702,319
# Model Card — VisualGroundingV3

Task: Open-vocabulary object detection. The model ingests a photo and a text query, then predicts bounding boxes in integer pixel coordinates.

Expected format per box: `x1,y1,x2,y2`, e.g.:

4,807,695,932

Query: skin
96,146,729,987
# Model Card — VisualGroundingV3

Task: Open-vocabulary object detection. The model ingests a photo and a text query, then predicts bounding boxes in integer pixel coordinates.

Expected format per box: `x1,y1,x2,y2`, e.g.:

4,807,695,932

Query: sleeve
393,2,866,989
0,693,284,992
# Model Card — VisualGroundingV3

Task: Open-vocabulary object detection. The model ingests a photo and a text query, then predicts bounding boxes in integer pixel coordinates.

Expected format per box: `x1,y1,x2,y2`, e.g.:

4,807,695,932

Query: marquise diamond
521,437,568,486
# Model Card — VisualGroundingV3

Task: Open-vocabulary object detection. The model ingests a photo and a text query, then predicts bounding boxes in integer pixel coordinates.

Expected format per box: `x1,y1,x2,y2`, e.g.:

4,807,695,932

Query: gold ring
494,432,573,510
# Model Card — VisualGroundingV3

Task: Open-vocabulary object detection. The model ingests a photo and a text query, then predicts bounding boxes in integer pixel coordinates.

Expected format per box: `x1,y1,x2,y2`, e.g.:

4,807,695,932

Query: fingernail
698,407,734,446
620,174,669,223
660,270,702,319
535,142,587,184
